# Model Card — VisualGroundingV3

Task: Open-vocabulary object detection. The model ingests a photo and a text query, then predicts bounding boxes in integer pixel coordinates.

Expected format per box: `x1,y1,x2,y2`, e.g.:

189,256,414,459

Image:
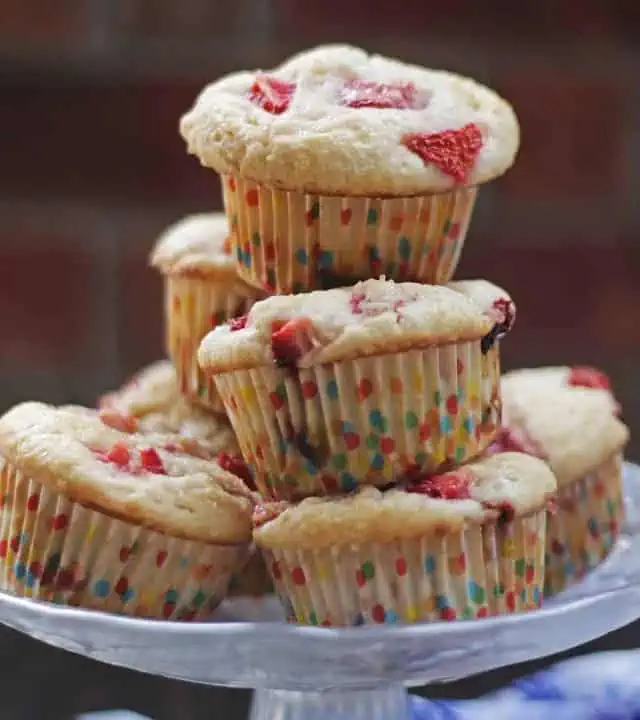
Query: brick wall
0,3,639,716
3,2,640,434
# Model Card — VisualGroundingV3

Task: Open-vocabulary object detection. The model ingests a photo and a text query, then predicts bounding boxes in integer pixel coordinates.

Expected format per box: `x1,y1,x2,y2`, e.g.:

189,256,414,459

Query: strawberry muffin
254,452,555,626
151,213,264,410
99,360,240,458
180,45,520,293
492,367,629,595
198,277,515,500
0,402,256,619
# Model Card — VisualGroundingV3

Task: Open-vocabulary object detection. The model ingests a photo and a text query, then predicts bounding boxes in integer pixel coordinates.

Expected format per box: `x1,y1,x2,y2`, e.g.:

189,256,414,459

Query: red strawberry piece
350,292,366,314
229,314,249,332
139,447,165,474
568,366,612,391
489,297,516,333
105,442,131,469
270,317,313,369
488,426,543,457
402,123,483,183
217,451,255,490
407,467,475,500
248,75,296,115
341,79,426,110
99,409,138,434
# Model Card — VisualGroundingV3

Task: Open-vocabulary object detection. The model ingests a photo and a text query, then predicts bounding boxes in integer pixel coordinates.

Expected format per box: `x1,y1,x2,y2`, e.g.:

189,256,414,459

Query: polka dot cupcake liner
0,460,250,620
166,275,260,411
260,511,546,627
545,452,624,596
211,340,501,500
222,175,477,294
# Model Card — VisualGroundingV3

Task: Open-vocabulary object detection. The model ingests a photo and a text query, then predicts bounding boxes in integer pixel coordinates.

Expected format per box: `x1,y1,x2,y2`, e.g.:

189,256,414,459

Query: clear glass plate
0,463,639,720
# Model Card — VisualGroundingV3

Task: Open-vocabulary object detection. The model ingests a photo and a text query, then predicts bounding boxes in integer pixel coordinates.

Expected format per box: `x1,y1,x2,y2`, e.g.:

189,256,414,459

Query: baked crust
180,44,519,196
500,369,628,486
254,452,555,549
150,213,259,293
99,361,240,457
198,277,514,372
0,402,256,544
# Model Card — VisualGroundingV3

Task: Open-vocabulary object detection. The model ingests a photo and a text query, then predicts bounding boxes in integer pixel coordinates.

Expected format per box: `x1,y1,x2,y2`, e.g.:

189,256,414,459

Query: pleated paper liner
166,275,261,412
545,452,624,596
259,511,546,627
211,340,501,500
0,460,250,620
222,175,477,294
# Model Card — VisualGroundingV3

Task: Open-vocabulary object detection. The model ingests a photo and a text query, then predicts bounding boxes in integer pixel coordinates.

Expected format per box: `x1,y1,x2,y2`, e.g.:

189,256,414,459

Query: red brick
0,244,93,368
0,79,219,205
0,0,87,50
497,73,623,200
273,0,620,41
117,248,164,373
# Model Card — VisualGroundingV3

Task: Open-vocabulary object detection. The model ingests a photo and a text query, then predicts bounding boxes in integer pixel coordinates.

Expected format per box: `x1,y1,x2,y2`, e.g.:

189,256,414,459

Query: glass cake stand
0,463,639,720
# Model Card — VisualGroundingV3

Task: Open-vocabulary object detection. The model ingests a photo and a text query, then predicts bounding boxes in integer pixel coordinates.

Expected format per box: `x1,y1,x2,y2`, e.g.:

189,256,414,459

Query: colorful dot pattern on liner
223,175,477,293
261,512,546,627
545,453,624,596
0,461,249,620
167,275,258,411
211,340,501,500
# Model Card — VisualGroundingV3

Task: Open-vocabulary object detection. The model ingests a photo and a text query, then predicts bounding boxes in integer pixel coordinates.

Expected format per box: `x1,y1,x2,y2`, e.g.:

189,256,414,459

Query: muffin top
99,360,240,458
198,277,515,372
500,365,615,397
151,214,259,290
180,44,520,196
253,452,555,549
0,402,256,544
493,368,628,486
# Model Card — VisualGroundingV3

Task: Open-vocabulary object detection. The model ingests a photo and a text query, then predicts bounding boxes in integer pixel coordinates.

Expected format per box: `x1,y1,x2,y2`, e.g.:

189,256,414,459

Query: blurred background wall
0,2,639,718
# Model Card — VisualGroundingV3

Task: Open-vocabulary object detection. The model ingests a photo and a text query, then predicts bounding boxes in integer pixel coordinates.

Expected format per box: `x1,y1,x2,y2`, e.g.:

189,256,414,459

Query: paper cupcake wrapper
0,460,249,620
227,546,274,597
222,175,477,294
260,511,546,627
166,275,259,412
545,452,624,596
212,340,501,500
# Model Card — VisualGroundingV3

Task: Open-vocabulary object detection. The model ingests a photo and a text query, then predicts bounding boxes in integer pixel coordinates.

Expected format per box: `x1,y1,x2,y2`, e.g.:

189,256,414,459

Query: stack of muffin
0,45,629,625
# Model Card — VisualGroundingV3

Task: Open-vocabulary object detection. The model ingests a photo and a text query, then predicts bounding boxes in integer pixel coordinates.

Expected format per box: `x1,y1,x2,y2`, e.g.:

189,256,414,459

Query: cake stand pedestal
0,463,638,720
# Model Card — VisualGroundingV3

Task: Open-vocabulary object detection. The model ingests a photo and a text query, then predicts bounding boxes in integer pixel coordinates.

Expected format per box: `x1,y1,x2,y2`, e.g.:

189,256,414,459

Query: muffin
493,368,629,595
150,214,264,410
98,360,241,459
254,452,555,626
99,362,269,595
0,402,256,619
180,45,520,293
198,277,515,500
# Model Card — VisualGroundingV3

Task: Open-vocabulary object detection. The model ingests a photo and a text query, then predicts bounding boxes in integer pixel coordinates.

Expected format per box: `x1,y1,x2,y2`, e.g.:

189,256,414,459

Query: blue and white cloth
78,651,640,719
413,651,640,719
